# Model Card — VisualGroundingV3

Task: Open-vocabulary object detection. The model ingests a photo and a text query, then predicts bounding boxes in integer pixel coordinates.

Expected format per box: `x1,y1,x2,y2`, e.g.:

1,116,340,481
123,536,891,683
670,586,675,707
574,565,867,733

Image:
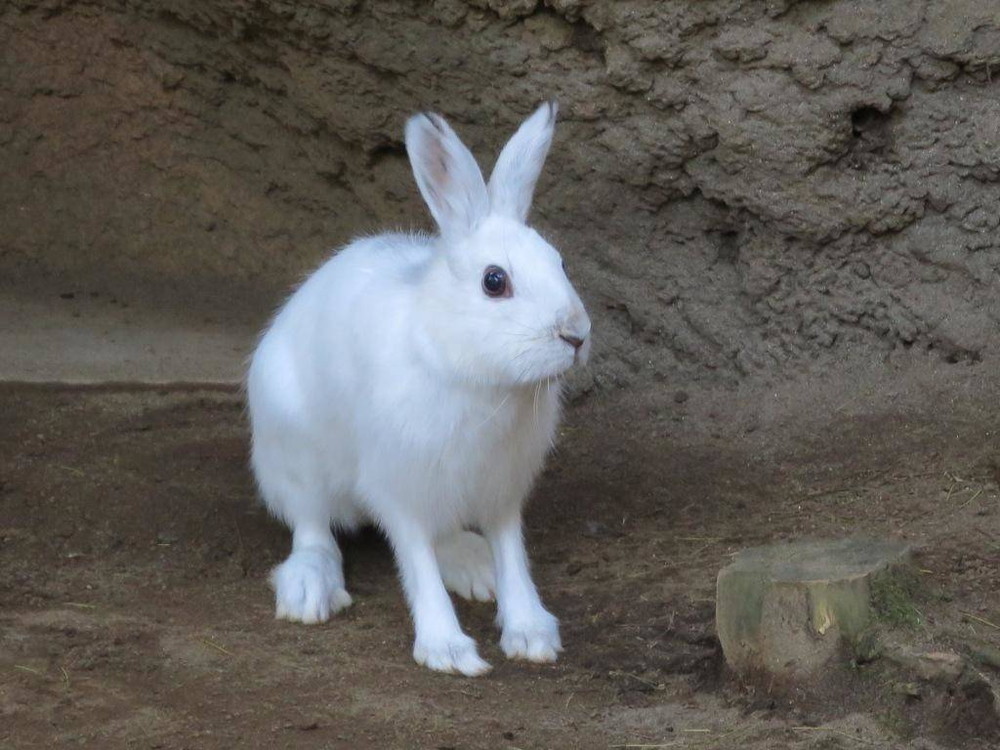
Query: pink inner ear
427,136,451,190
418,133,453,215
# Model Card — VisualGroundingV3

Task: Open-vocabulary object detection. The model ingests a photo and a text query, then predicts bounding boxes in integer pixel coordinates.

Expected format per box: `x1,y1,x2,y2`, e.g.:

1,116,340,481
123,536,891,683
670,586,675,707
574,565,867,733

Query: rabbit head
405,102,591,387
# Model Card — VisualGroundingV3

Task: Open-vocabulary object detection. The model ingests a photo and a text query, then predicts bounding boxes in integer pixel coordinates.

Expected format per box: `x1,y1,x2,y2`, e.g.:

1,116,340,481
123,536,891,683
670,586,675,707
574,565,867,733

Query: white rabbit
246,101,591,676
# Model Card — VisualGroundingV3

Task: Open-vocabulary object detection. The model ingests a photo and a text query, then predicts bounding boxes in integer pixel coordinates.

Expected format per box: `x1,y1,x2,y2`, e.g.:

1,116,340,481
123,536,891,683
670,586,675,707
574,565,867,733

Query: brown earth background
3,0,999,389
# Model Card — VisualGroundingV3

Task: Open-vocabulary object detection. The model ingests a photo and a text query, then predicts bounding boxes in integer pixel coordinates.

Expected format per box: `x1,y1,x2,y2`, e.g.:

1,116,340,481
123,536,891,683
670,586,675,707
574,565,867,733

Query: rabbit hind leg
253,438,353,623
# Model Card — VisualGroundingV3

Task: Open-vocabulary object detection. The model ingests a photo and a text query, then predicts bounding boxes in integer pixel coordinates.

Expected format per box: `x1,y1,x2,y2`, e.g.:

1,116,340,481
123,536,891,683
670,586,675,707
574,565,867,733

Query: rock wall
3,0,999,388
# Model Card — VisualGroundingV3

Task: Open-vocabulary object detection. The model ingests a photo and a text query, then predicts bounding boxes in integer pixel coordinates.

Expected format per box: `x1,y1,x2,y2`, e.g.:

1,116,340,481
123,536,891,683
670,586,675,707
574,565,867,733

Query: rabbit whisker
533,379,542,426
475,390,512,430
511,346,538,366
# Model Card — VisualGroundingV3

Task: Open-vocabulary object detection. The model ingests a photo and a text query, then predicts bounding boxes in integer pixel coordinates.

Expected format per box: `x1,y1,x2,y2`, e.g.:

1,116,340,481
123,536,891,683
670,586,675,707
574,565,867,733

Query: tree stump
716,538,913,678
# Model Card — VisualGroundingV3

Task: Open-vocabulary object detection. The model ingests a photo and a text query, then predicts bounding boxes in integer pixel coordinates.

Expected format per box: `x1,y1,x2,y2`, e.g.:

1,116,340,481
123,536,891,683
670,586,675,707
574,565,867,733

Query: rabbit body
249,232,559,536
247,102,589,675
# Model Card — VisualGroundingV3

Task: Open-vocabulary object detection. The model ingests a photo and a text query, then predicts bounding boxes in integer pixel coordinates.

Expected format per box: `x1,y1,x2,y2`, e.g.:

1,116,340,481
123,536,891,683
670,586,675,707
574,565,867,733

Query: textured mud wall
3,0,999,387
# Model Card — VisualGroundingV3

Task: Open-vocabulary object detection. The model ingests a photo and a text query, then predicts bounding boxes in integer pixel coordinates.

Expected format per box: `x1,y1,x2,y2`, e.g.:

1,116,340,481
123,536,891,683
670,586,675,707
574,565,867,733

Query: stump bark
716,538,912,678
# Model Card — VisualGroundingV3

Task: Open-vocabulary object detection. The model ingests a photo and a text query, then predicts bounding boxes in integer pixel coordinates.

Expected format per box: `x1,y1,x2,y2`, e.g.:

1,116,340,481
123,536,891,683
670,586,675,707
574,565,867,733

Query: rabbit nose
559,333,585,350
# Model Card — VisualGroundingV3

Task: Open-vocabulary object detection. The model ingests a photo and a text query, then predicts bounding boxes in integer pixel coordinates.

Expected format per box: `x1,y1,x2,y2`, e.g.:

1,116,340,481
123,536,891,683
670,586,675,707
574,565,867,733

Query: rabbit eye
482,266,510,298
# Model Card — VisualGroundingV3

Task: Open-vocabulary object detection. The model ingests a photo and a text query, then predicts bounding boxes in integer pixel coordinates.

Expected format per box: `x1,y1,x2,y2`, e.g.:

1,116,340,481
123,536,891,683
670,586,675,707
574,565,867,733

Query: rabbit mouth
517,346,586,384
561,334,590,367
497,323,589,385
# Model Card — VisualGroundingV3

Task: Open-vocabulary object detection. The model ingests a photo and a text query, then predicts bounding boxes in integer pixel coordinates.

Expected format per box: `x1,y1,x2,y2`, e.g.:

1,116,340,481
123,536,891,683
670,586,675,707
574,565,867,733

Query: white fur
247,101,590,676
437,530,496,602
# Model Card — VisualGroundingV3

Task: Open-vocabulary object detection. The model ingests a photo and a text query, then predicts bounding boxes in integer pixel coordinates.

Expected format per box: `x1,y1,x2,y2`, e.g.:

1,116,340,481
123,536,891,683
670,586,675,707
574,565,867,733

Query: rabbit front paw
500,612,562,663
414,632,491,676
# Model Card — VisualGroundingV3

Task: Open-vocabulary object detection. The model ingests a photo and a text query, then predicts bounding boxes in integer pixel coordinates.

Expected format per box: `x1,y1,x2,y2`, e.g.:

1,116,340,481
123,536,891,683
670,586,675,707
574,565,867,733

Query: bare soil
2,370,999,750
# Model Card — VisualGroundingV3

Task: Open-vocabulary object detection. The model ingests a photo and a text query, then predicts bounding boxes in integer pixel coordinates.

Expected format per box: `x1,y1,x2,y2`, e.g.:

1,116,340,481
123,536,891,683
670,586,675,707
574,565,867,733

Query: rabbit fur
247,101,591,676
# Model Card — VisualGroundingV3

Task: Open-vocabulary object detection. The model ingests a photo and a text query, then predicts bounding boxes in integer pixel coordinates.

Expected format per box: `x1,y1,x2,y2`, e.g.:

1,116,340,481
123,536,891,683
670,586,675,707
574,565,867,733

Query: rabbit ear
405,112,489,239
487,101,558,223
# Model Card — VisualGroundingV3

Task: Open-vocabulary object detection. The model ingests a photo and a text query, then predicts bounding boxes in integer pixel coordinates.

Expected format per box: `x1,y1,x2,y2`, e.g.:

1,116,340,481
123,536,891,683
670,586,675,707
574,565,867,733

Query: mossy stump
716,538,913,678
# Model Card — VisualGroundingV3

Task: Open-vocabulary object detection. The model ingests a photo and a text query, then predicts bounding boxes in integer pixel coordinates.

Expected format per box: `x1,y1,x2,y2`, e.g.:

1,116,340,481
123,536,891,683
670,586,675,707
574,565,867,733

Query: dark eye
482,265,510,298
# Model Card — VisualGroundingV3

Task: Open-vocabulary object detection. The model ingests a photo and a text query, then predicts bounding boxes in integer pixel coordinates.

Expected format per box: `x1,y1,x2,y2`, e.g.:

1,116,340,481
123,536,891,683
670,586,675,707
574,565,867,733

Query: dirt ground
2,362,999,749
